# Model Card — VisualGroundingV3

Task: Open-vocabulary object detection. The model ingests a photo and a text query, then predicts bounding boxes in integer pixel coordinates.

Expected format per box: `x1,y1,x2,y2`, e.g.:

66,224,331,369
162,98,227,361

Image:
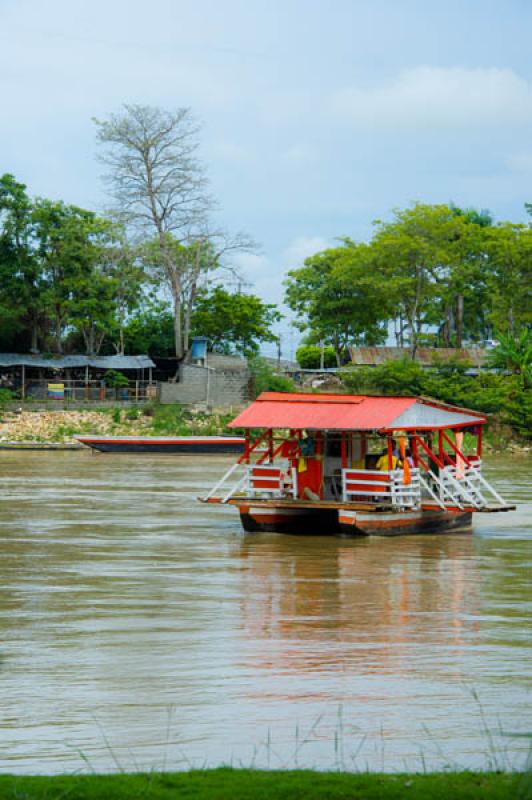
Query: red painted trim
239,429,270,463
346,483,388,493
344,471,389,482
252,467,282,476
79,437,244,445
413,435,444,469
341,432,347,469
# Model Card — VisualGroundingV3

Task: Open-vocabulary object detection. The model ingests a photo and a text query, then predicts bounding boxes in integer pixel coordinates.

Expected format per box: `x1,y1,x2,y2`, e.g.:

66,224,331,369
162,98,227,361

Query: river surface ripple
0,451,530,773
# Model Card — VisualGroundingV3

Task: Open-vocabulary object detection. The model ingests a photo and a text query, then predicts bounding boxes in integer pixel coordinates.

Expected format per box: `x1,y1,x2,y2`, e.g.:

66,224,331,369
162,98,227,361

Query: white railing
245,464,298,499
341,468,421,509
420,458,509,510
205,455,510,510
205,462,298,504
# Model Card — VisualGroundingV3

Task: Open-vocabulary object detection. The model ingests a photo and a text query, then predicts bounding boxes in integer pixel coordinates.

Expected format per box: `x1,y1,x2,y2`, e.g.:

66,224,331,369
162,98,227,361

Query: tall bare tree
94,105,210,357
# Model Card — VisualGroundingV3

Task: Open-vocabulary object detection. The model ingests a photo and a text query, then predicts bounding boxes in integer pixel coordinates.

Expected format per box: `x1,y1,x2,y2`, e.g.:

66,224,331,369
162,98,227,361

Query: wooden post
268,429,273,462
411,434,419,467
85,365,89,401
477,426,483,459
341,432,347,469
21,364,25,400
149,366,153,384
135,380,139,402
387,436,393,470
438,430,444,463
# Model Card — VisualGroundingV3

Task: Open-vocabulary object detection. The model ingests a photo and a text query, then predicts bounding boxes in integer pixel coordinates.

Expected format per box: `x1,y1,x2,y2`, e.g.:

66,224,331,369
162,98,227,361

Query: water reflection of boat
236,534,481,677
201,392,514,535
76,435,245,454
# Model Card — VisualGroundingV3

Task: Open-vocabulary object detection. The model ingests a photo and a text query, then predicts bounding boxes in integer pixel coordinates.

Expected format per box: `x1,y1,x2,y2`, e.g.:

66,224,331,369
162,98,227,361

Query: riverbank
0,405,236,445
0,405,529,453
0,769,525,799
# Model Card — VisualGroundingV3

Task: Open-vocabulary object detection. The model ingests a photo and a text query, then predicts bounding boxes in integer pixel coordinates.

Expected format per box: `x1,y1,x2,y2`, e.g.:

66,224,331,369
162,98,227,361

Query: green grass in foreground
0,768,528,800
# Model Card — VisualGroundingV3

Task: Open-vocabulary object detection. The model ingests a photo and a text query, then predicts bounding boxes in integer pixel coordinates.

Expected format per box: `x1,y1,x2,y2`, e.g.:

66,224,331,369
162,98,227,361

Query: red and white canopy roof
228,392,487,432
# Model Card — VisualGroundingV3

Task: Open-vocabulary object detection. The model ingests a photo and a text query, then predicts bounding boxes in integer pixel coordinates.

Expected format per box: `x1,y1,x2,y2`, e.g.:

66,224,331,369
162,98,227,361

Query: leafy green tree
190,286,280,356
433,206,494,346
487,329,532,388
31,199,124,353
101,238,145,354
295,344,337,369
122,302,175,357
285,240,390,365
483,224,532,334
0,174,46,352
371,204,467,358
247,356,295,396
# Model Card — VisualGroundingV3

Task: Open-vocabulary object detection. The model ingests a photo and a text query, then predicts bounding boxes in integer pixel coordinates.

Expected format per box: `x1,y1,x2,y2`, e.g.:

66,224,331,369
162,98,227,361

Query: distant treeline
285,202,531,363
0,173,278,358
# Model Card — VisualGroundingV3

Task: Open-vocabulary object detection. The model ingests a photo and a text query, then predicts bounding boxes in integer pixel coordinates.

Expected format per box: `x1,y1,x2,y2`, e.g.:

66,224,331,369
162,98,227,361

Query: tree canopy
286,201,532,363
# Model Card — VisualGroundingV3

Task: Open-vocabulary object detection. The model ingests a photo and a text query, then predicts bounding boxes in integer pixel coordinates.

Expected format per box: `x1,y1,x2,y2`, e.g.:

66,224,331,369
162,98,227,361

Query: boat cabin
202,392,513,536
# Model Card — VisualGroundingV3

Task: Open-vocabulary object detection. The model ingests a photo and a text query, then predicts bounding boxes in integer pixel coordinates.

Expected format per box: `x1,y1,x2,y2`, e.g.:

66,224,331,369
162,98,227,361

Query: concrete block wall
159,363,251,408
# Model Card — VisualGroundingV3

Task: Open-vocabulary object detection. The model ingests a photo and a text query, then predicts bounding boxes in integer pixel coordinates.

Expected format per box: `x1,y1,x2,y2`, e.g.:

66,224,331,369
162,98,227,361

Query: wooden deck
202,496,515,513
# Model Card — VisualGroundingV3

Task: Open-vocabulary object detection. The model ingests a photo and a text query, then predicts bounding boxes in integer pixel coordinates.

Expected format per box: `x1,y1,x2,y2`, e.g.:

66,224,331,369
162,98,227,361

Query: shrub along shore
0,769,526,800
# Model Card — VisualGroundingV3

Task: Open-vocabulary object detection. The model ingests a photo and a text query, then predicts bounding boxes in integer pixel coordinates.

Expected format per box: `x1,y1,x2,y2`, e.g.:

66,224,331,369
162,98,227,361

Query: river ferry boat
76,435,245,454
200,392,514,535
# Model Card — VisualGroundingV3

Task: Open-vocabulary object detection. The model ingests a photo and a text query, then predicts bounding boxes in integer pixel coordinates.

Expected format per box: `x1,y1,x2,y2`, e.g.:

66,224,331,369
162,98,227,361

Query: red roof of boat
228,392,487,431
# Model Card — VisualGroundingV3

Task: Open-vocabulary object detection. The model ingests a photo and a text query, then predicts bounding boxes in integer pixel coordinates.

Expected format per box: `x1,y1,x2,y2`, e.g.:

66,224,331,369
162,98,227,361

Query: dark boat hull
77,436,245,454
237,503,472,536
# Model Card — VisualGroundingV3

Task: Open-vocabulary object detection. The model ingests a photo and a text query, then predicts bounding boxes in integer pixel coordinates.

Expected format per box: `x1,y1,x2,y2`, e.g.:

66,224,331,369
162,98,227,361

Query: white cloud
281,236,331,269
231,236,330,307
331,66,532,130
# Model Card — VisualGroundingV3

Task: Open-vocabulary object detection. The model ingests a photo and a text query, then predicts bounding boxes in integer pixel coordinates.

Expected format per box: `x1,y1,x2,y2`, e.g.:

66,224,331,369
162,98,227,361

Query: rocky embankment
0,409,152,444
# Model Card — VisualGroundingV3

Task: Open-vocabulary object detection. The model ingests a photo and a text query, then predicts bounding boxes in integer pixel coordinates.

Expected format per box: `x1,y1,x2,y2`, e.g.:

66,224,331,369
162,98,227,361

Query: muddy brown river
0,451,530,773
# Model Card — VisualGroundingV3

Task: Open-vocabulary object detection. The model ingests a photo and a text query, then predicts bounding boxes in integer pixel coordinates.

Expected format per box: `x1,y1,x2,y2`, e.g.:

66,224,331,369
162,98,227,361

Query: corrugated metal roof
0,354,155,369
228,392,486,431
349,346,487,367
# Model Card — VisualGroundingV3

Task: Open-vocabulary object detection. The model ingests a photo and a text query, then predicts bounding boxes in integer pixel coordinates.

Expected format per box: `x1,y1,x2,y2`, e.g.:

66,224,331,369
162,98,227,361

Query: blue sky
1,0,531,357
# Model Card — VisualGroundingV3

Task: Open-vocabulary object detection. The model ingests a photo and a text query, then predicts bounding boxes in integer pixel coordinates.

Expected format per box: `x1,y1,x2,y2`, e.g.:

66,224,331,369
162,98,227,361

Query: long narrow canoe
76,435,245,454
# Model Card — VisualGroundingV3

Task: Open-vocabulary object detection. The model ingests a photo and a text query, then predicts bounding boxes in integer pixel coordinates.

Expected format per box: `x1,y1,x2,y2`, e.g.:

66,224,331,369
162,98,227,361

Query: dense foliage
0,174,278,358
341,357,532,439
295,344,337,369
248,357,296,395
285,203,532,363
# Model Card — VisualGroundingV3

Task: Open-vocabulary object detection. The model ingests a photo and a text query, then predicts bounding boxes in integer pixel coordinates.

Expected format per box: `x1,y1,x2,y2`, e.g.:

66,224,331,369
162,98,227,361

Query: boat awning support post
21,364,25,400
341,432,347,469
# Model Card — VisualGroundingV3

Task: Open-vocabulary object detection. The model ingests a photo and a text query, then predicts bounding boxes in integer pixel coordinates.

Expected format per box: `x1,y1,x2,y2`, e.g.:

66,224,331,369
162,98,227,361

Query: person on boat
376,447,399,471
